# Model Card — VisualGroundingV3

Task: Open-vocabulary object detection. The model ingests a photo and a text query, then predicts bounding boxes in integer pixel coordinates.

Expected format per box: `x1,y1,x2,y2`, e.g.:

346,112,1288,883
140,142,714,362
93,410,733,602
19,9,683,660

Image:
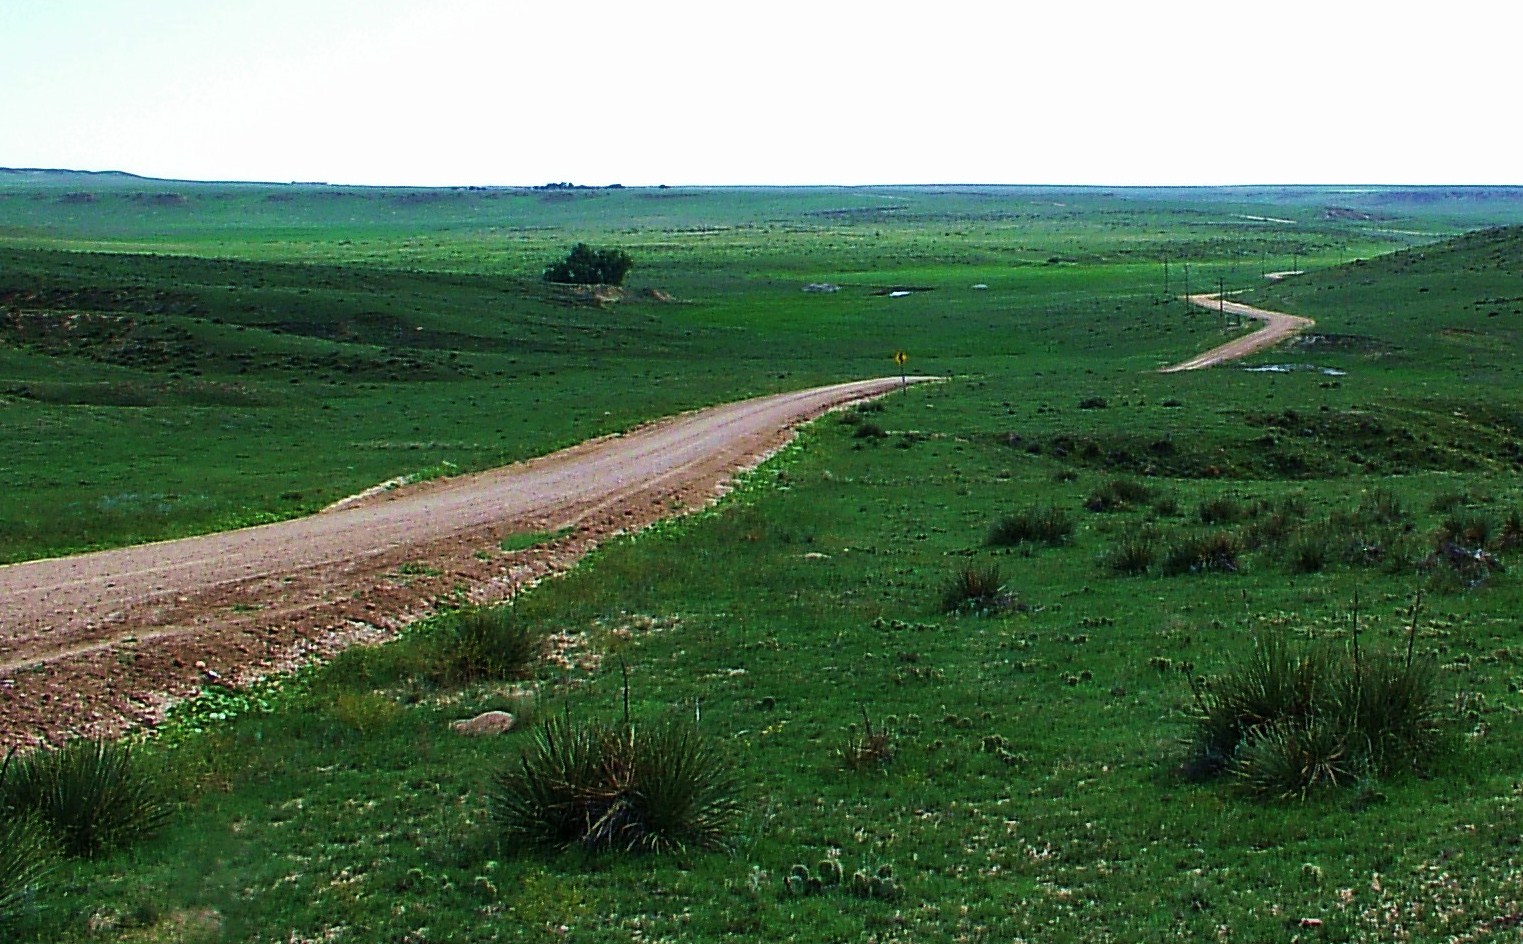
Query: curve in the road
1160,293,1315,372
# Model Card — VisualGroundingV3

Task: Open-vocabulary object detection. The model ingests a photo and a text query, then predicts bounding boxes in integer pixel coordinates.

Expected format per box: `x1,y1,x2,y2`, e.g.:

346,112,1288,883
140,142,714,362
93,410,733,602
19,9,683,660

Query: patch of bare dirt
0,378,933,748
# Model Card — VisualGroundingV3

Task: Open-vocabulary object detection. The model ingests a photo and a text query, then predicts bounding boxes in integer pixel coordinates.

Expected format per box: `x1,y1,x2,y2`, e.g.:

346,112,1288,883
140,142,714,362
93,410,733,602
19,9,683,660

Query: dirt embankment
1159,294,1315,372
0,377,935,748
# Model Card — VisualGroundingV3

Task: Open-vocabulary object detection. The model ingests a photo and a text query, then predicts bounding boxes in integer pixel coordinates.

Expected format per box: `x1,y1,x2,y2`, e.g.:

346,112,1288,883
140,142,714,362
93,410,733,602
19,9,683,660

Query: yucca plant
1329,652,1443,773
1188,631,1444,798
1186,635,1324,772
1233,719,1355,800
1,745,59,927
490,713,740,854
0,740,169,858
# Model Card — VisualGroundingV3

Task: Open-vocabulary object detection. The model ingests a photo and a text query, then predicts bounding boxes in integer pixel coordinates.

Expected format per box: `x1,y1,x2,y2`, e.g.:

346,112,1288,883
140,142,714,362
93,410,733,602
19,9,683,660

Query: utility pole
1218,276,1226,328
1163,256,1171,298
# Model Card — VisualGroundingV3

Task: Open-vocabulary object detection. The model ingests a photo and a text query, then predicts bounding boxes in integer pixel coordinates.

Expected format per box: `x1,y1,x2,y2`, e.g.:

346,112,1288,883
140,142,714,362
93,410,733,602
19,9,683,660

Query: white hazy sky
2,1,1516,187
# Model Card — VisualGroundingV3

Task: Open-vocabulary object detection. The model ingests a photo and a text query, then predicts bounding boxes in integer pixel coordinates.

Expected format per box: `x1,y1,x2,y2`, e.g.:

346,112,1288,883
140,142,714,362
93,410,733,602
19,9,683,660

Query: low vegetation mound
1186,633,1443,799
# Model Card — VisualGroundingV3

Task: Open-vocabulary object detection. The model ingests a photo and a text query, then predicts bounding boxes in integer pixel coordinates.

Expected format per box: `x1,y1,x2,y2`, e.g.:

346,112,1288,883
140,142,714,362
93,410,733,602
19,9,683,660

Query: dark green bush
0,740,169,858
490,714,740,854
435,606,544,685
1242,495,1309,551
986,505,1074,548
1438,512,1495,548
542,243,634,286
1355,487,1409,526
853,422,887,440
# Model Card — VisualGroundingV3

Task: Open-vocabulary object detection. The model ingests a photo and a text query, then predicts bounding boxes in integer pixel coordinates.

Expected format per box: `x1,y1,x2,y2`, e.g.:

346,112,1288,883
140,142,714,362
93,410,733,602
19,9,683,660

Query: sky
2,0,1517,188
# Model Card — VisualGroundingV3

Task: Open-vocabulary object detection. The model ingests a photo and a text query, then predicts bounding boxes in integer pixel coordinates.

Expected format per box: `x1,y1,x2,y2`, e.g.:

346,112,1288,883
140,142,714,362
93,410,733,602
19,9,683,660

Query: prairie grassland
4,179,1523,941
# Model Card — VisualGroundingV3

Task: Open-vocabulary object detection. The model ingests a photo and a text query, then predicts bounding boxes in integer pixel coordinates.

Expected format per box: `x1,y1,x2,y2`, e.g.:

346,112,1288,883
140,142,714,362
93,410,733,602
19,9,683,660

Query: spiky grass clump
1084,477,1150,513
1105,528,1159,575
435,605,545,685
490,714,740,854
0,740,169,858
841,711,895,771
1161,532,1241,576
940,563,1009,614
1232,720,1356,799
986,505,1074,548
1196,495,1244,525
0,810,57,926
1187,635,1444,799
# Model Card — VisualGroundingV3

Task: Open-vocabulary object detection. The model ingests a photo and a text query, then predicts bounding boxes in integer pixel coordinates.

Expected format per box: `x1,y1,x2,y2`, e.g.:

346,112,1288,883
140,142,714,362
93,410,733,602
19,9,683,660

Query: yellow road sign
893,351,908,366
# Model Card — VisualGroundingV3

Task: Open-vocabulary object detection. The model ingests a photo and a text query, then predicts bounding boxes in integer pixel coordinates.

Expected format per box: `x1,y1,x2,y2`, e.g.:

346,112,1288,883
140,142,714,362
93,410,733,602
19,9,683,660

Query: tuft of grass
1161,532,1241,576
434,606,545,685
1196,495,1244,525
489,713,740,854
940,563,1010,614
1104,527,1159,575
1085,477,1151,513
1285,530,1332,574
1438,512,1495,548
986,505,1074,548
0,740,170,859
0,806,57,927
840,710,895,771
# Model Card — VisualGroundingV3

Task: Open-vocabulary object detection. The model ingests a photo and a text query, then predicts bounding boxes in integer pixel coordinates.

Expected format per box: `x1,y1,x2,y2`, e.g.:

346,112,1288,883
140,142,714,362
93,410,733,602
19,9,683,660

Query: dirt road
0,377,932,747
1159,294,1315,372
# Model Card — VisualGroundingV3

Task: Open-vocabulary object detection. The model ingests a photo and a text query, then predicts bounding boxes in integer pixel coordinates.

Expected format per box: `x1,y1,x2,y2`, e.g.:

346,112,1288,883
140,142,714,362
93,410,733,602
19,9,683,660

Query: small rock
451,711,515,736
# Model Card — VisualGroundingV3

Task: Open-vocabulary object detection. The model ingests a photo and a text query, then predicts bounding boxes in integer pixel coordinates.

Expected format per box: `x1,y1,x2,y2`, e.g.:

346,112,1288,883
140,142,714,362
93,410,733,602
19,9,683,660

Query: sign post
893,350,908,389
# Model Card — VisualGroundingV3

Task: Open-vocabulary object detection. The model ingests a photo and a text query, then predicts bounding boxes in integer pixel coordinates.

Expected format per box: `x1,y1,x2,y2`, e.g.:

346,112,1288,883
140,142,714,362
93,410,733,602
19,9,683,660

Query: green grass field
4,174,1523,941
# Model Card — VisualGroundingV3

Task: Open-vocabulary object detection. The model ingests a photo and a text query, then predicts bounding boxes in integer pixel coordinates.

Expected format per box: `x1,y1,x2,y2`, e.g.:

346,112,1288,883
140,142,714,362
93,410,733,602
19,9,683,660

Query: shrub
489,714,740,854
1243,496,1309,551
1499,509,1523,550
434,606,544,685
0,808,56,926
542,243,634,286
1161,532,1241,576
0,740,170,858
853,422,887,440
986,505,1074,548
940,563,1009,614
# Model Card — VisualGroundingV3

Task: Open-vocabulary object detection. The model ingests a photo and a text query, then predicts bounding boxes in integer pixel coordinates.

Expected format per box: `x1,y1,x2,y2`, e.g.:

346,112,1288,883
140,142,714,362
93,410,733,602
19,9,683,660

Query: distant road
0,377,934,747
1159,294,1315,372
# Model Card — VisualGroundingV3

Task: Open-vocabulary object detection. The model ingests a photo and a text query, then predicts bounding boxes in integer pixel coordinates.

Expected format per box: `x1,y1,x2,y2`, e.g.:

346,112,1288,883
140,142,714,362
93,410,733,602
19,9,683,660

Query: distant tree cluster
543,243,635,286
